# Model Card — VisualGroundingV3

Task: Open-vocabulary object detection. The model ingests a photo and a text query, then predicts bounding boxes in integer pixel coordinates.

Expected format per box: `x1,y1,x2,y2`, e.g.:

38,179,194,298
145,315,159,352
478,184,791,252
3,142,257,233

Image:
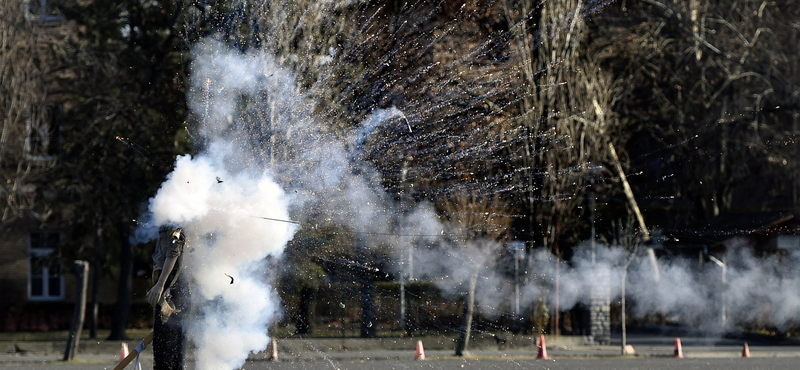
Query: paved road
1,357,799,370
246,358,800,370
3,334,800,370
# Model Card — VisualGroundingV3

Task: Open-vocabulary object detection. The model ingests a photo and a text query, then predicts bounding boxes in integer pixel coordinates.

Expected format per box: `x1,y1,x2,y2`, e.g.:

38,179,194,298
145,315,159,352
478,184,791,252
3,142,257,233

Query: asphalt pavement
3,333,800,369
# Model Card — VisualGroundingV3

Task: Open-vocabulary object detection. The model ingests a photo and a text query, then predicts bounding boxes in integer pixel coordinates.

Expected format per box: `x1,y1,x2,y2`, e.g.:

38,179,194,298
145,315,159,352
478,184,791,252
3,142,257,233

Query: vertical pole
514,253,520,326
621,268,627,354
64,260,89,361
793,27,798,207
399,161,409,332
358,238,376,338
554,221,560,336
399,271,406,331
721,256,727,328
90,221,103,339
590,182,596,265
408,245,415,329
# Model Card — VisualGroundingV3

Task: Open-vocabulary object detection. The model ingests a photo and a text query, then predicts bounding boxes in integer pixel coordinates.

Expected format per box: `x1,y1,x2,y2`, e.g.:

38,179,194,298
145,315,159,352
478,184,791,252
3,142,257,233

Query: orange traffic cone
673,338,684,358
415,340,426,360
120,342,142,370
536,334,549,359
120,342,129,360
742,342,750,358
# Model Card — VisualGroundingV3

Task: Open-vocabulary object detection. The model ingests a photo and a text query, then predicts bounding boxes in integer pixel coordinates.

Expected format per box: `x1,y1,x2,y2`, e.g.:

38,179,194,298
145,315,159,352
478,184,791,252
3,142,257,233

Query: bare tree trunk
359,278,376,338
108,236,132,340
0,1,50,227
455,273,478,357
89,220,104,338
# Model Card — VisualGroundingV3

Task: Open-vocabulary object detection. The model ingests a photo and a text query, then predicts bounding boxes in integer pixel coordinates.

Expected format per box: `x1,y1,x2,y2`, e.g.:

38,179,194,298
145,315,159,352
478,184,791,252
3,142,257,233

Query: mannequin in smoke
147,226,191,370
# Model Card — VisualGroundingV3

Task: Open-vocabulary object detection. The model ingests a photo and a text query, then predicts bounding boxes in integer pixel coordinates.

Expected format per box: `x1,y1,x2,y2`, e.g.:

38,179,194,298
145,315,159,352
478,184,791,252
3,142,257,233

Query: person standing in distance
147,226,190,370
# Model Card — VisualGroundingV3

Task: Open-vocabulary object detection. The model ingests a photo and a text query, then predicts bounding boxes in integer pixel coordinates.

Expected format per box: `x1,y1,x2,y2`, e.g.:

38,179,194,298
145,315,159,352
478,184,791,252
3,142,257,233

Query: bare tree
593,0,800,221
440,193,513,356
0,1,56,227
502,0,622,334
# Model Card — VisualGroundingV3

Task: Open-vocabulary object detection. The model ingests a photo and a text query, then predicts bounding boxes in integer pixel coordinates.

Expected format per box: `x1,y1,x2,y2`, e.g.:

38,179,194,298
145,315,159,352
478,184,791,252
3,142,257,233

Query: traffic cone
673,338,684,358
120,342,142,370
266,338,278,361
415,340,426,360
742,342,750,358
536,334,549,359
120,342,129,360
623,344,636,355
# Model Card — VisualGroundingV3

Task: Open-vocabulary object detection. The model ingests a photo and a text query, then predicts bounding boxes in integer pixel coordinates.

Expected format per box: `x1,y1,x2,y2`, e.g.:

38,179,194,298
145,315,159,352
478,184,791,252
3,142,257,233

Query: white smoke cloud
140,41,302,370
146,140,295,370
140,34,417,369
402,229,800,334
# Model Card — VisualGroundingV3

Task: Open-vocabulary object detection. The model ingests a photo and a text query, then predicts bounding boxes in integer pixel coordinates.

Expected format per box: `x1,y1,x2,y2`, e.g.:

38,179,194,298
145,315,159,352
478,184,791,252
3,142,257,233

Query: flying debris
224,273,234,284
400,112,412,133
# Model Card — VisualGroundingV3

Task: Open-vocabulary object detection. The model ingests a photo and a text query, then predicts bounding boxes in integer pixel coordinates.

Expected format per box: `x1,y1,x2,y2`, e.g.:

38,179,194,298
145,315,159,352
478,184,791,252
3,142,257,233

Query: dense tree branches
0,1,56,227
592,0,800,223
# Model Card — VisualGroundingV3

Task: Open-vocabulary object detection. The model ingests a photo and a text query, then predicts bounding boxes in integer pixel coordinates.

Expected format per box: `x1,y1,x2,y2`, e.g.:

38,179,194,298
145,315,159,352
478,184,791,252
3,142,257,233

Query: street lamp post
399,162,409,332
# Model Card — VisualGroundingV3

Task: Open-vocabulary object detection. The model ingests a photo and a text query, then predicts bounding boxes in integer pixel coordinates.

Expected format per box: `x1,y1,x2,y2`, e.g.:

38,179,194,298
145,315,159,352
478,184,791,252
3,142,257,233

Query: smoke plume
140,35,414,369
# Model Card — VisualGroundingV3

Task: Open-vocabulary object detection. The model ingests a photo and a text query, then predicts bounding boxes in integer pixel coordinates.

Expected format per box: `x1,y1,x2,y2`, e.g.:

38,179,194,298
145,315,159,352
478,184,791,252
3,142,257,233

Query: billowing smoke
140,41,308,369
408,234,800,333
147,147,295,369
138,35,414,369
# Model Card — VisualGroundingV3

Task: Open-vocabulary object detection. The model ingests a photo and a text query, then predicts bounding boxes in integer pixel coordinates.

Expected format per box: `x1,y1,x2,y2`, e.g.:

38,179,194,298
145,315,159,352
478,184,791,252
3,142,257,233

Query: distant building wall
0,228,123,331
0,233,29,305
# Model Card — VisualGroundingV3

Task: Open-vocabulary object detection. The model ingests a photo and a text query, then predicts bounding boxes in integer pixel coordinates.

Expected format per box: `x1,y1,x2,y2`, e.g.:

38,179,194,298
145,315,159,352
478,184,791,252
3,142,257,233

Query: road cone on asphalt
623,344,636,355
742,342,750,358
673,338,684,358
536,334,549,360
119,343,142,370
415,340,426,360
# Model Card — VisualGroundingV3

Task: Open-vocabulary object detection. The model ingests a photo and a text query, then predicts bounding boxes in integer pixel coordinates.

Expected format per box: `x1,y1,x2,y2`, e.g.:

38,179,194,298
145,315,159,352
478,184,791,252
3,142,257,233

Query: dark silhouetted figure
147,226,191,370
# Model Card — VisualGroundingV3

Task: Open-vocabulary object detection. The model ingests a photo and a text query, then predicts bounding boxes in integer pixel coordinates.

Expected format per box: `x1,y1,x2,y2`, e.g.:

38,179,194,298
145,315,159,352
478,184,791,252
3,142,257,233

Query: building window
28,232,64,301
25,0,63,23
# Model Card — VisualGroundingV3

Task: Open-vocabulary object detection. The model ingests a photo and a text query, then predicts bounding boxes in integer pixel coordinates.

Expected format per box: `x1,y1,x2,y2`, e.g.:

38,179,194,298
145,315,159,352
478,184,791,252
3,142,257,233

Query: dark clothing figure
153,284,189,370
148,226,190,370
